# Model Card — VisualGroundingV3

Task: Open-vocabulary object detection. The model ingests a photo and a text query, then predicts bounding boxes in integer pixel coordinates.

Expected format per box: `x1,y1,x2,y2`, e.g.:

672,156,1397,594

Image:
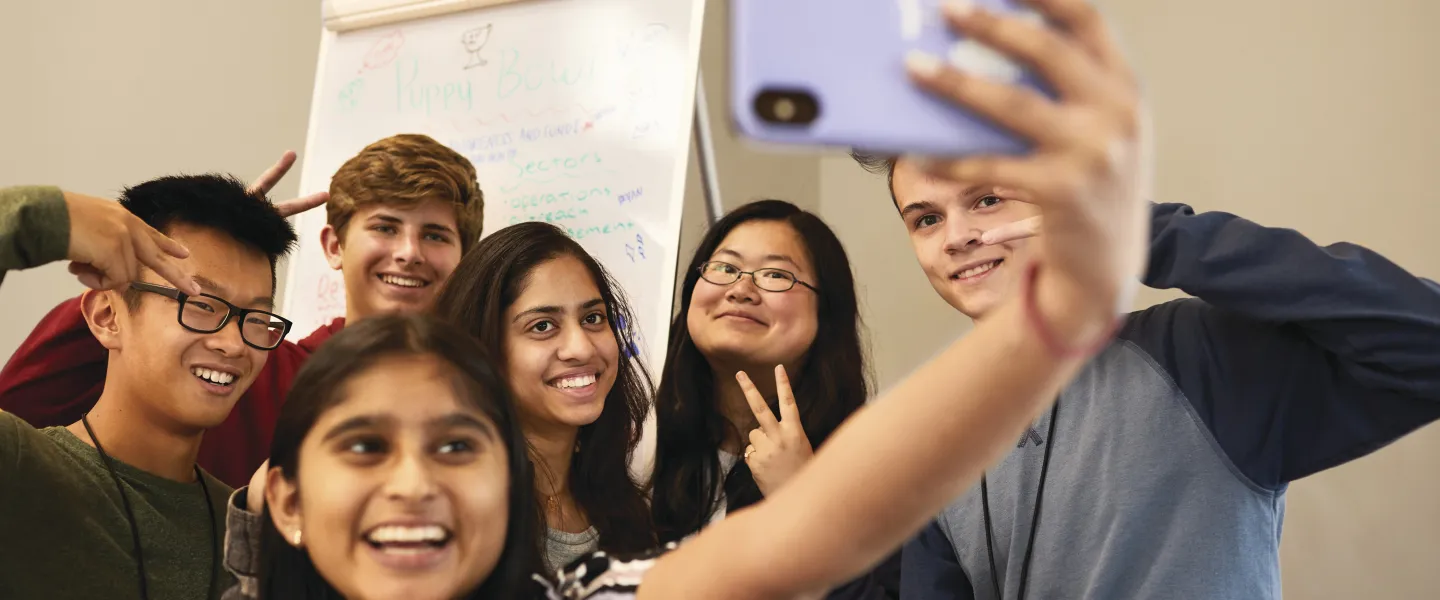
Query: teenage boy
0,175,297,599
0,134,486,486
852,6,1440,596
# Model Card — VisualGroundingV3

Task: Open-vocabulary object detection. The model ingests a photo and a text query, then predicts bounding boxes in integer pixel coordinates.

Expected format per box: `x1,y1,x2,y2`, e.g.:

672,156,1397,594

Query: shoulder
541,543,680,600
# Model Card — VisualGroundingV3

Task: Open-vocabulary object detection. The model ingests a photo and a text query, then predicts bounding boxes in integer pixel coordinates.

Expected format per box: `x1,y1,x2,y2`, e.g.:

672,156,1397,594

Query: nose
383,449,439,502
556,323,599,363
941,216,983,255
393,233,424,266
203,316,248,356
725,273,762,304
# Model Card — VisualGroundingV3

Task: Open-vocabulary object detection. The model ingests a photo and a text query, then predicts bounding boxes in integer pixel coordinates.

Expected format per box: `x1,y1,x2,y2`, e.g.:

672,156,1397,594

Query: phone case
729,0,1051,157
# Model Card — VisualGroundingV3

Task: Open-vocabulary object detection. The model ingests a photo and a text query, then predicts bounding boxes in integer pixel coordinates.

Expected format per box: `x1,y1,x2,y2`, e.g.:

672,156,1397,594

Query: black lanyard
980,400,1059,600
82,414,219,600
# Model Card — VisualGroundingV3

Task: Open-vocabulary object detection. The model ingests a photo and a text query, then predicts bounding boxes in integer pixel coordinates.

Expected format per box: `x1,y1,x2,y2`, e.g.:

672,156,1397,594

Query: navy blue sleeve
900,520,974,600
1120,203,1440,488
825,549,901,600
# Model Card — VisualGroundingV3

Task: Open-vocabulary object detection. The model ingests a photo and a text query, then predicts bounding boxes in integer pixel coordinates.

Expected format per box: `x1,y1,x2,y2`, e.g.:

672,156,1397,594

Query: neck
712,363,779,452
525,422,579,499
67,387,204,482
345,302,365,326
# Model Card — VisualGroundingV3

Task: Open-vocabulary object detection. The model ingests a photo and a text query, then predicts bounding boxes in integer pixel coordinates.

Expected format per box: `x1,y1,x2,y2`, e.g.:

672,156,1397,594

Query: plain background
2,1,1435,597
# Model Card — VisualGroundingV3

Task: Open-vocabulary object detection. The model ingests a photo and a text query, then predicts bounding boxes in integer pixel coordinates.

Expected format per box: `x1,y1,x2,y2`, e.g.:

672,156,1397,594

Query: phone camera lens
754,89,819,126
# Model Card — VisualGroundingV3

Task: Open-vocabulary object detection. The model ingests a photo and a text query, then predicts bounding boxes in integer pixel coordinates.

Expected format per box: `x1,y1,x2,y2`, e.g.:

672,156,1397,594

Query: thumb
68,262,105,290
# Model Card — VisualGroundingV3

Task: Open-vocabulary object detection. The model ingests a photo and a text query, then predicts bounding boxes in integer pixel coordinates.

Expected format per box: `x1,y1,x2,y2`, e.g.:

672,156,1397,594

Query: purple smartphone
729,0,1052,157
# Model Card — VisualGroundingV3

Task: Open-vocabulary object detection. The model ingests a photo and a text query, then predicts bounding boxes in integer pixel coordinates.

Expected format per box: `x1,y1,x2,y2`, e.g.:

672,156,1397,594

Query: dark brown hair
432,221,658,559
650,199,872,542
257,314,544,599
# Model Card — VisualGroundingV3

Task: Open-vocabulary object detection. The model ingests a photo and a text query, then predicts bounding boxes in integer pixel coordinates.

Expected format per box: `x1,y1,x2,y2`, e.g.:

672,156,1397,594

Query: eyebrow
320,413,499,442
714,248,803,271
423,223,460,236
193,275,273,310
511,298,607,323
321,415,387,442
370,213,460,237
433,413,498,440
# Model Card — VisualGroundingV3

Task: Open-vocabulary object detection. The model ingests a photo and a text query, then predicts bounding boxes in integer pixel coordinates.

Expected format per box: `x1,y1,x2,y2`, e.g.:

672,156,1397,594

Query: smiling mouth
191,367,236,388
719,313,764,325
378,274,429,289
550,373,598,391
365,524,453,553
951,259,1003,281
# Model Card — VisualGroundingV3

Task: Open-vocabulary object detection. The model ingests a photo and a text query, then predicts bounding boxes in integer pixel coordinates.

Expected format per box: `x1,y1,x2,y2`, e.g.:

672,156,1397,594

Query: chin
559,404,605,428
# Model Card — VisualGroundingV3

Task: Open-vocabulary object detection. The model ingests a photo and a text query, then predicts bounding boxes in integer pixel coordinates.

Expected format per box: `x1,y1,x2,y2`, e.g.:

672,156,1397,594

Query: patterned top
537,543,679,599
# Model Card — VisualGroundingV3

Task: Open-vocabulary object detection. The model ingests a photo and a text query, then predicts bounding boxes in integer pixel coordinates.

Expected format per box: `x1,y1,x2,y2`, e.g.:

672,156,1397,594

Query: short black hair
119,173,297,307
849,150,900,207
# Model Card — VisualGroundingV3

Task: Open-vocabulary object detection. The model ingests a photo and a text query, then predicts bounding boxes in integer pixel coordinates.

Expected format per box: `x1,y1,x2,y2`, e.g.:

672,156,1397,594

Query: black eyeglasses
697,261,818,293
130,282,293,350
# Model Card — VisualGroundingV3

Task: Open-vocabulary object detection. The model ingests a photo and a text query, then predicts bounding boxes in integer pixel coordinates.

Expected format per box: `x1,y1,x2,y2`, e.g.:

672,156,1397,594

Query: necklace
81,414,218,600
980,400,1059,600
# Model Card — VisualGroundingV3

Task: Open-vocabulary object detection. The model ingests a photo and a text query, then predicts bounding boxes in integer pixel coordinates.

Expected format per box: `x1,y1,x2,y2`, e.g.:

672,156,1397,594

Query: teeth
367,525,447,544
380,274,426,288
959,261,1000,279
191,367,235,385
554,374,597,389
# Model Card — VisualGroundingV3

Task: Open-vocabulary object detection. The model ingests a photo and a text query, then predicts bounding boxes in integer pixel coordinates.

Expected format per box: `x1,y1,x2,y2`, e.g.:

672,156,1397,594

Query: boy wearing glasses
0,135,485,487
0,175,297,600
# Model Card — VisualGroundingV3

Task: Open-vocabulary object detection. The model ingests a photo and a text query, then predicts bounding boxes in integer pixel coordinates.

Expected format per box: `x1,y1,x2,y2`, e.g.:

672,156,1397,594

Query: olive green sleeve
0,186,71,287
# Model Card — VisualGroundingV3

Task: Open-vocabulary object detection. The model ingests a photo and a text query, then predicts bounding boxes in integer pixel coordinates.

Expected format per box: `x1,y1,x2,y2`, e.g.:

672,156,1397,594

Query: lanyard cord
82,413,219,600
981,400,1059,600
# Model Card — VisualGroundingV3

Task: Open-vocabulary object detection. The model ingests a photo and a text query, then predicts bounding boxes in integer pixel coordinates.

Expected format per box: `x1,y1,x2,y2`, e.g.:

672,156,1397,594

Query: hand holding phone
730,0,1052,156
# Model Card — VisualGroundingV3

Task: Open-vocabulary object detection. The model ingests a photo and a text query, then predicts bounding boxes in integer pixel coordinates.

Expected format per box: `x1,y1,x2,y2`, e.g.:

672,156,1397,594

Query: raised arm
1144,201,1440,398
635,1,1150,598
0,186,72,286
1109,203,1440,488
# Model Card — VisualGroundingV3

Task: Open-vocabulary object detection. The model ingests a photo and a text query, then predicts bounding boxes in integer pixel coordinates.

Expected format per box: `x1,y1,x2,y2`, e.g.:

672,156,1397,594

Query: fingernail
904,50,945,78
943,0,976,19
981,231,998,245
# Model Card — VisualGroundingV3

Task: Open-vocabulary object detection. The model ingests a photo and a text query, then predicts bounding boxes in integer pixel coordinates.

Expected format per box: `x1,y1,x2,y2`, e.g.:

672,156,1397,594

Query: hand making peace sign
738,365,814,497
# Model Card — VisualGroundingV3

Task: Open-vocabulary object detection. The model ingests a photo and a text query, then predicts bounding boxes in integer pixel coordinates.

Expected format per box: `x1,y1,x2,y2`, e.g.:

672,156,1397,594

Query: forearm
0,186,70,277
1147,202,1440,394
647,271,1101,599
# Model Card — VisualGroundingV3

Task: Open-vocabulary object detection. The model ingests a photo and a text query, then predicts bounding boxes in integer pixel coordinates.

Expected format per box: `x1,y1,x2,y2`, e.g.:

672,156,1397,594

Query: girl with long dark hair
644,199,896,596
254,314,544,599
431,221,656,570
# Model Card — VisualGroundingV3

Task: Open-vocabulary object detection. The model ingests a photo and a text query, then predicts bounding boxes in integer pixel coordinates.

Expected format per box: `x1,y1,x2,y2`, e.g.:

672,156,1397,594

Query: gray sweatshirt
901,203,1440,599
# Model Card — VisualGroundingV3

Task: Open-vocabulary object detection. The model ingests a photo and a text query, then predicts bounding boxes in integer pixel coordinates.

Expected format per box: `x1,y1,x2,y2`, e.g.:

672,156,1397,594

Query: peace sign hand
738,365,813,497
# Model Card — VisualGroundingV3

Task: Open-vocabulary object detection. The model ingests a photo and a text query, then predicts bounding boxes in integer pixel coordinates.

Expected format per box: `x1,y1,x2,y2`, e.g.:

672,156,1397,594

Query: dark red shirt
0,296,345,487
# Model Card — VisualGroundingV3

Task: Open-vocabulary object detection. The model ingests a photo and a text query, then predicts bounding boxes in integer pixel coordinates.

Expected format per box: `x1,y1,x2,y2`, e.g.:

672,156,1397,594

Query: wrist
1022,261,1122,357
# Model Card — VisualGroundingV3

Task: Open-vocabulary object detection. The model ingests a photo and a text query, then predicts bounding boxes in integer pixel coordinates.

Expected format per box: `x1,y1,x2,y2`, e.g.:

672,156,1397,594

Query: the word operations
397,58,474,115
506,186,612,210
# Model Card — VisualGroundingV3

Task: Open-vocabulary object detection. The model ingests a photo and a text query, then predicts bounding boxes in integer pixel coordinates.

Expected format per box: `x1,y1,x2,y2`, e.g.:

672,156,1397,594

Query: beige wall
1,0,1435,597
0,0,321,357
821,1,1440,598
